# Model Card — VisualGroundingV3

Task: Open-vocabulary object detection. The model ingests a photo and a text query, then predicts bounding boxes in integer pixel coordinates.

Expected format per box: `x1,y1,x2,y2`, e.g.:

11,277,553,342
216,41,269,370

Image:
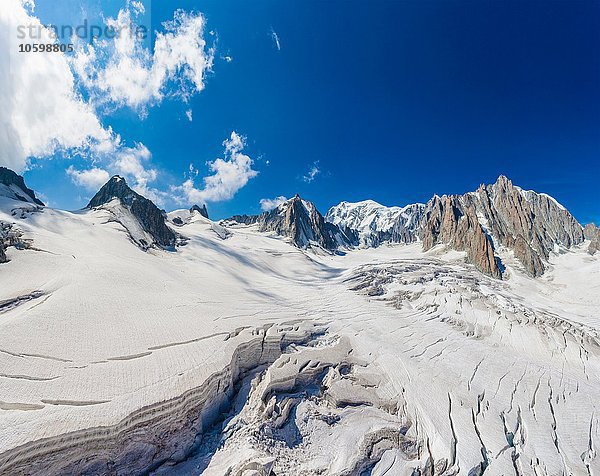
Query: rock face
584,223,600,255
0,167,45,206
421,195,501,278
190,204,209,219
227,195,352,251
326,176,585,278
87,176,176,249
0,242,6,263
460,176,584,276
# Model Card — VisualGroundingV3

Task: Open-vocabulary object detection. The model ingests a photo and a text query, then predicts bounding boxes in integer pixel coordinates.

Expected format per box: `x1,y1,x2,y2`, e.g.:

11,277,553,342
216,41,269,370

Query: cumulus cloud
65,142,167,204
110,142,170,206
71,6,215,114
303,161,321,183
260,196,288,212
175,132,258,205
0,0,113,172
66,166,110,190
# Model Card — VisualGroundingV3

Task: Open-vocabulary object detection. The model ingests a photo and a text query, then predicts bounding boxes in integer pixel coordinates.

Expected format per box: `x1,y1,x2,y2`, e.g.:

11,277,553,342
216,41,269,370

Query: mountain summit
0,167,44,206
87,176,176,250
227,194,352,250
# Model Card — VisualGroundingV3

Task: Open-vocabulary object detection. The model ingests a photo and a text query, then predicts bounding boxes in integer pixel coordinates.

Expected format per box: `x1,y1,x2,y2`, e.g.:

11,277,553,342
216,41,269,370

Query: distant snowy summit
0,167,596,279
326,200,426,248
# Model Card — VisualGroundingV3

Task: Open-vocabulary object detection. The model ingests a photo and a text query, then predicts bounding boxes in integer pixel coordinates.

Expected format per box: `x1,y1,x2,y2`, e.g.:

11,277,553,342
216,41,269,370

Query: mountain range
227,175,592,278
1,166,597,279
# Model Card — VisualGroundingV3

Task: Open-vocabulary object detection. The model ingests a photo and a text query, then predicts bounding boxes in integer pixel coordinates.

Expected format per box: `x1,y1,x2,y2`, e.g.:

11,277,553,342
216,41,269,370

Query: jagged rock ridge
421,195,502,278
87,176,176,250
0,167,45,206
327,176,585,278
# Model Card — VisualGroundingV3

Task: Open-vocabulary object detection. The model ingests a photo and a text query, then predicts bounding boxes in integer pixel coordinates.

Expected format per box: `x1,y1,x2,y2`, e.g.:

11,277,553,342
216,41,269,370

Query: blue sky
12,0,600,222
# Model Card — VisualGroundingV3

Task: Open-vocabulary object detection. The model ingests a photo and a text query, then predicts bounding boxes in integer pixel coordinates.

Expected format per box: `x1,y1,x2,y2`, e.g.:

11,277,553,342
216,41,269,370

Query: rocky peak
258,194,339,250
87,176,135,208
422,195,502,278
190,204,209,219
0,167,45,206
87,176,176,250
225,195,352,251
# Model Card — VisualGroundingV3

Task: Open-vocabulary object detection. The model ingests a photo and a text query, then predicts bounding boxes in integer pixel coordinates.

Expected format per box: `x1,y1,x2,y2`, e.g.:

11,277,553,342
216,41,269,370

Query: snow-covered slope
0,171,599,475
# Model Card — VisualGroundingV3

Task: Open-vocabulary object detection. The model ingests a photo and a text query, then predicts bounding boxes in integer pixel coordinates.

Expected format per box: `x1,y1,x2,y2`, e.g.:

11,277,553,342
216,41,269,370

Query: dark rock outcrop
0,167,45,206
0,221,31,263
87,176,176,249
224,214,260,226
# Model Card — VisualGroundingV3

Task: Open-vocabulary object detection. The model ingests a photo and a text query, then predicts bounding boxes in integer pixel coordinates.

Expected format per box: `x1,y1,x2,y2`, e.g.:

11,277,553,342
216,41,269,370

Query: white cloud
0,0,114,172
185,109,193,122
222,55,233,63
175,131,258,204
66,166,110,190
72,6,215,113
110,142,169,204
303,161,320,183
65,142,168,206
270,27,281,51
260,196,288,212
